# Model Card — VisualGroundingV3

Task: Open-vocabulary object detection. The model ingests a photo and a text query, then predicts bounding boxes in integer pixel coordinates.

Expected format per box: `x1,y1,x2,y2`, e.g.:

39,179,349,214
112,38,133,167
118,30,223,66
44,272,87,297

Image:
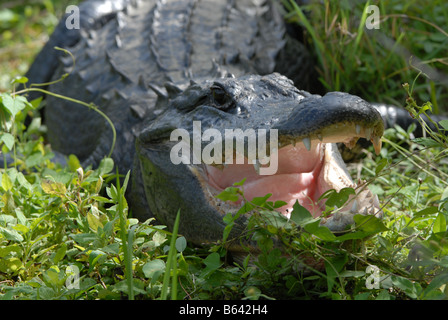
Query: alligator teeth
317,133,323,141
252,159,260,174
350,200,358,213
302,137,311,151
372,135,382,155
373,194,380,208
355,124,361,135
365,127,372,141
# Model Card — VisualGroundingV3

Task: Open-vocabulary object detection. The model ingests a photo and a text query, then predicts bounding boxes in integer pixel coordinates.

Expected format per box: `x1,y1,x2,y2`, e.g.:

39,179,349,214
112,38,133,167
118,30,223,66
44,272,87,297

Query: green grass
0,0,80,91
1,0,448,300
283,0,448,111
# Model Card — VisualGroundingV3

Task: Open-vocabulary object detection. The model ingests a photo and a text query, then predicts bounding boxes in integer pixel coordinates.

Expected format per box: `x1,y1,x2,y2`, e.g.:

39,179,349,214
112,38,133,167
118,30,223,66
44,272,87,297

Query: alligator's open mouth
191,121,383,223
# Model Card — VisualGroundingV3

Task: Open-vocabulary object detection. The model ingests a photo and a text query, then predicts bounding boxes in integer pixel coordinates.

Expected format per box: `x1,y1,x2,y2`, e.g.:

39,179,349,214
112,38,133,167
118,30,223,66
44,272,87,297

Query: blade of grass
161,209,181,300
354,1,370,49
116,170,134,300
286,0,325,69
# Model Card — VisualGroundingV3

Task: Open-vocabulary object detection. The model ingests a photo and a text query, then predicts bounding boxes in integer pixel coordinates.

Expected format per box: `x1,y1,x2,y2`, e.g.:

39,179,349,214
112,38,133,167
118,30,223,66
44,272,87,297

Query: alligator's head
133,73,384,247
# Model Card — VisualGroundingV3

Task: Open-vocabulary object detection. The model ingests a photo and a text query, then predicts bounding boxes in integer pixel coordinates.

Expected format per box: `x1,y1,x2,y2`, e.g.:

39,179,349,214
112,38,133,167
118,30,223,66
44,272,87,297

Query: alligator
25,0,391,248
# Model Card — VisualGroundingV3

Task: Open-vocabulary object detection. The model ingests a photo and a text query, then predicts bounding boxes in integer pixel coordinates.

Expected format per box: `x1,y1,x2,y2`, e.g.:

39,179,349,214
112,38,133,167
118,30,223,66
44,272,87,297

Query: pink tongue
206,144,324,216
242,172,320,216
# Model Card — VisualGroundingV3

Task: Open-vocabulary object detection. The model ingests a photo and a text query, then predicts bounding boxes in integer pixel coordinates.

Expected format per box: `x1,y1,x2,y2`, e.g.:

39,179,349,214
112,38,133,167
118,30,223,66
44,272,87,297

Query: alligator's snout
275,91,383,155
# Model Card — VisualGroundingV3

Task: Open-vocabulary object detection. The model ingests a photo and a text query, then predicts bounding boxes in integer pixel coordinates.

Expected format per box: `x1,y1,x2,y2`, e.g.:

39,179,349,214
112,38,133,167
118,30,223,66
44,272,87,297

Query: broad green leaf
10,76,28,85
203,252,222,271
412,137,443,148
0,245,21,258
433,212,447,234
391,276,421,299
237,202,254,215
70,233,97,246
439,119,448,131
442,187,448,202
1,172,13,191
98,157,114,176
233,178,246,186
0,226,23,242
251,194,272,206
29,96,43,109
43,266,65,288
2,192,15,215
0,257,22,273
87,211,103,232
106,185,118,201
418,101,432,115
304,220,337,241
142,259,165,283
91,195,113,203
13,224,29,236
94,176,103,194
1,93,27,117
273,200,287,208
88,250,106,270
353,214,388,234
259,210,289,230
175,236,187,252
67,154,81,172
41,180,67,196
87,206,104,232
414,206,439,217
422,272,448,299
216,187,240,202
290,201,314,226
114,279,147,296
102,243,120,254
0,133,14,150
53,243,67,264
16,172,32,191
152,231,167,247
406,206,440,228
320,188,355,208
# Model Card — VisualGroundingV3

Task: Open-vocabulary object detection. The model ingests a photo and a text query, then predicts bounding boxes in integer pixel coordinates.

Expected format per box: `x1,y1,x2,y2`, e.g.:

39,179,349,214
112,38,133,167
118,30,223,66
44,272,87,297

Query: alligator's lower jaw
199,142,378,219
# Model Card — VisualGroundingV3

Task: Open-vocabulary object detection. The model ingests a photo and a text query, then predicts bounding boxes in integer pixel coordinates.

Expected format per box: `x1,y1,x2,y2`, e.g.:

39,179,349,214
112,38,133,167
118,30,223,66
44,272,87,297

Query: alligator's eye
210,85,233,110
